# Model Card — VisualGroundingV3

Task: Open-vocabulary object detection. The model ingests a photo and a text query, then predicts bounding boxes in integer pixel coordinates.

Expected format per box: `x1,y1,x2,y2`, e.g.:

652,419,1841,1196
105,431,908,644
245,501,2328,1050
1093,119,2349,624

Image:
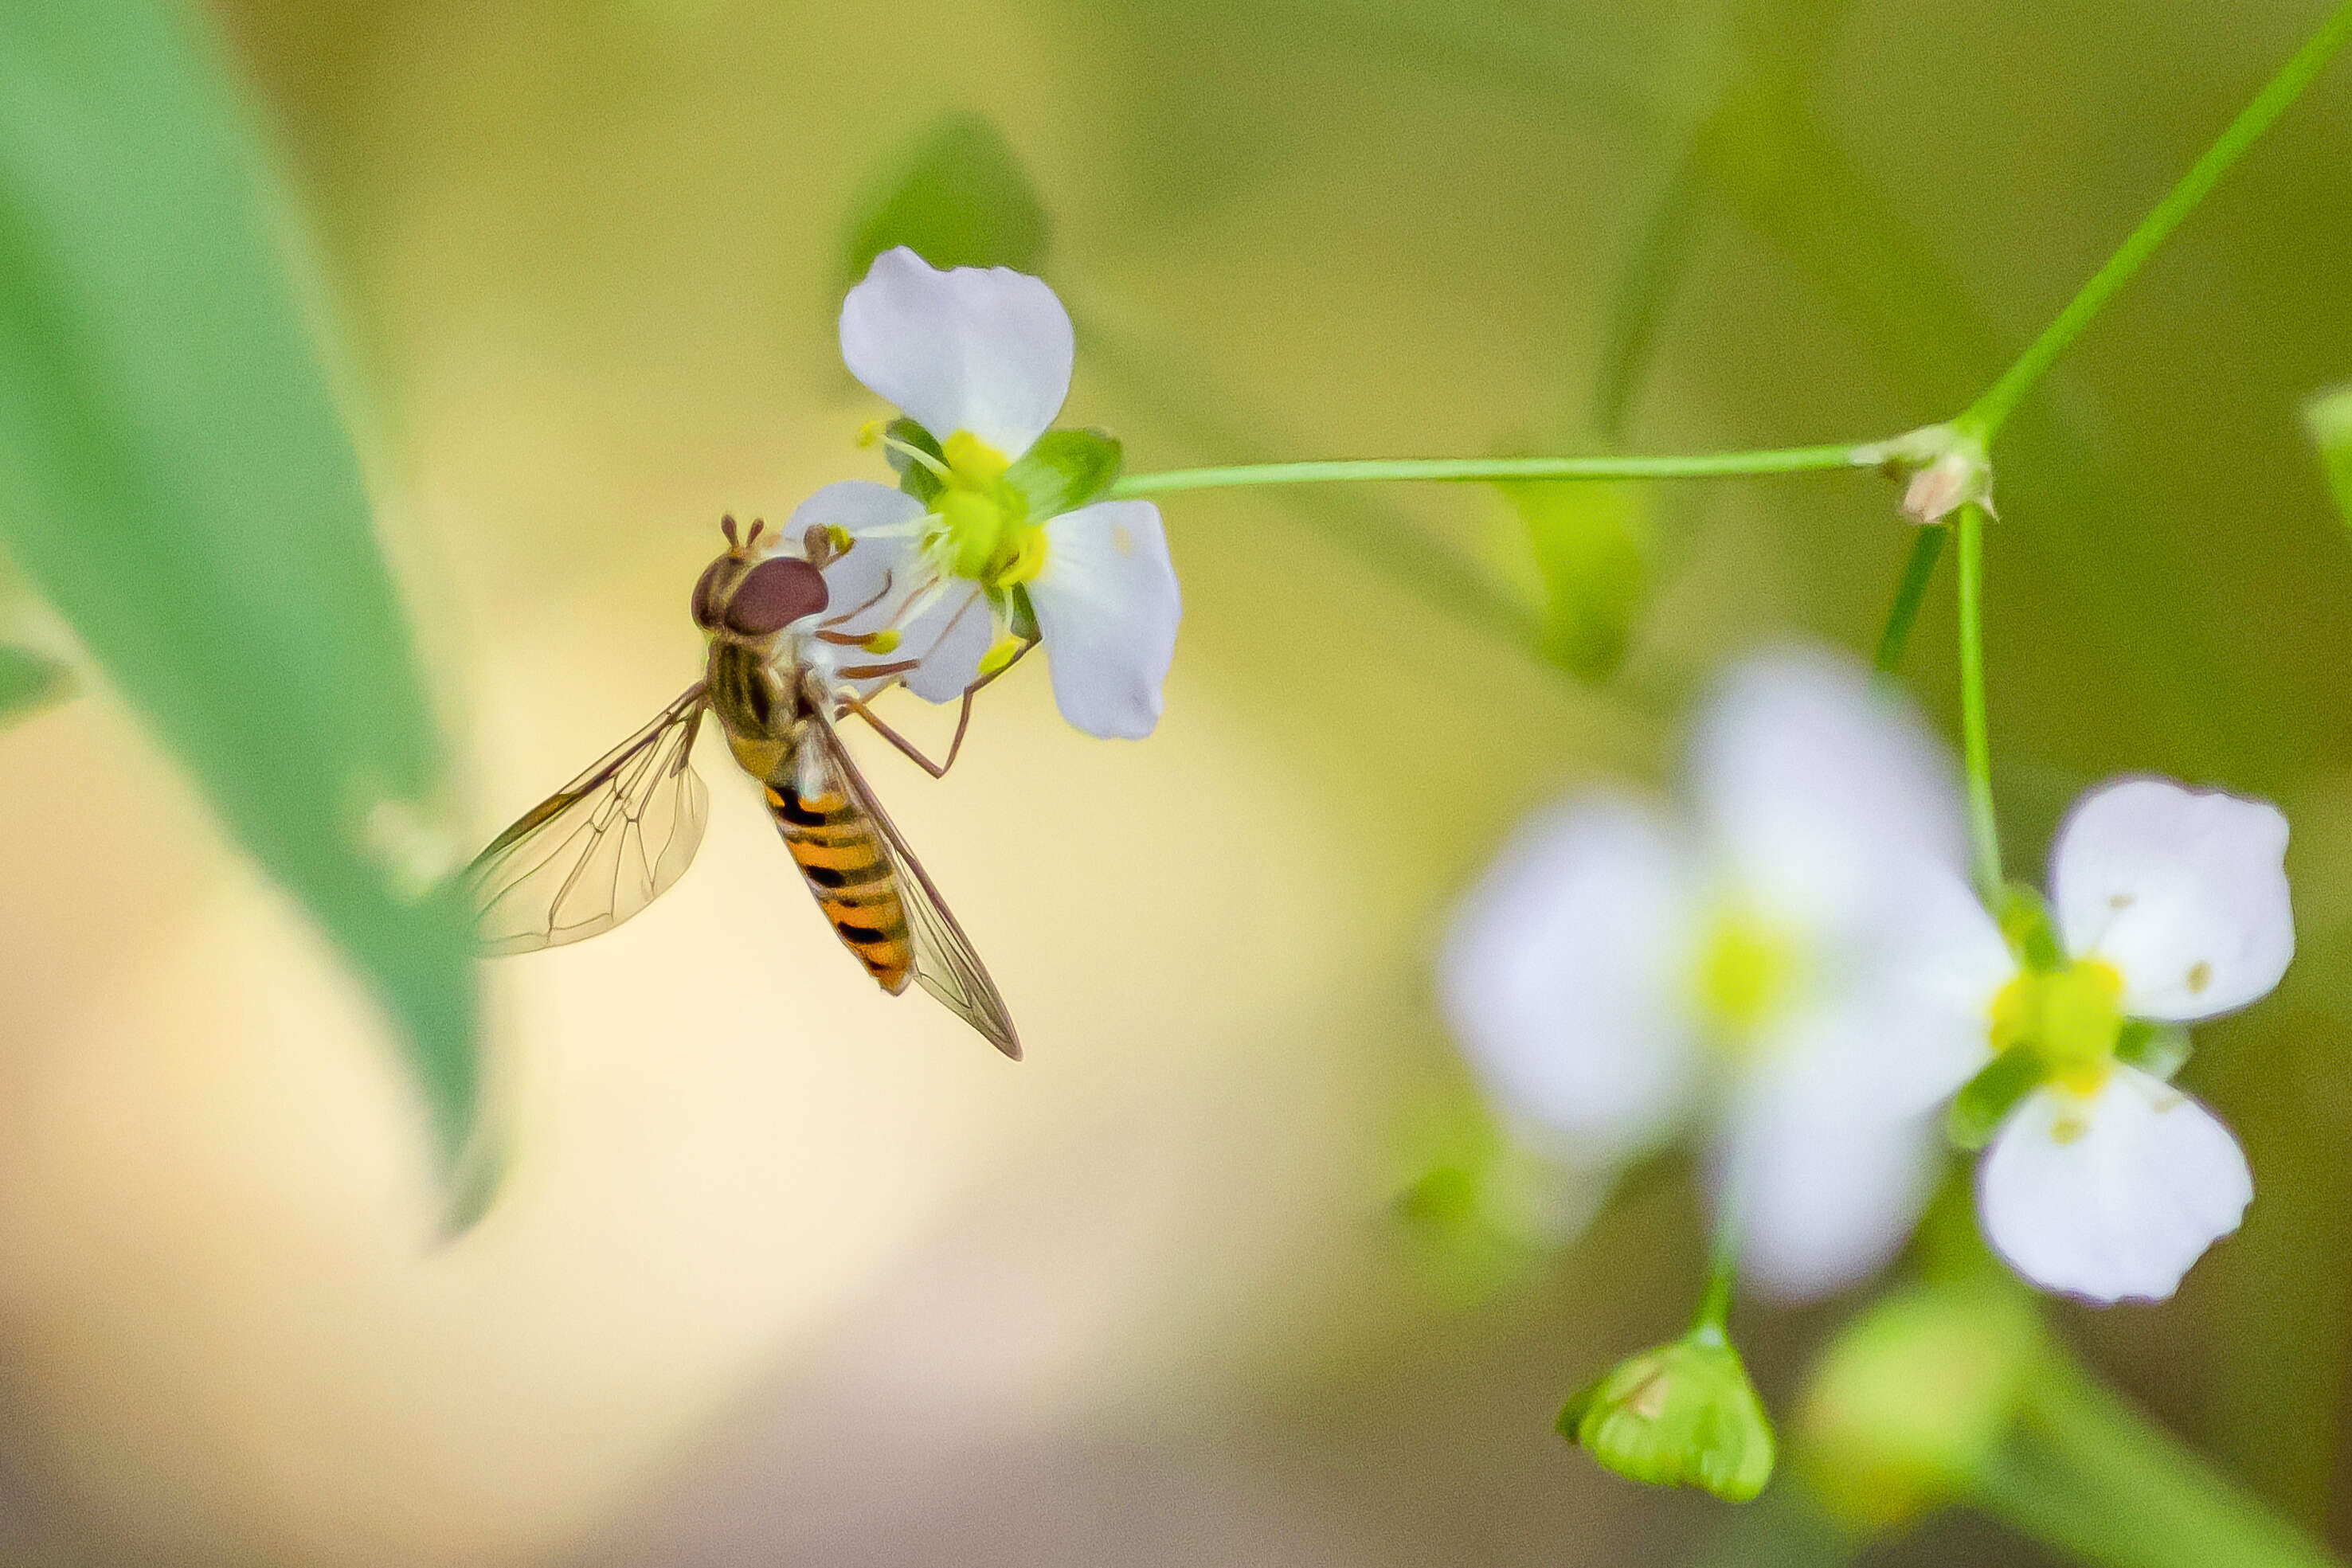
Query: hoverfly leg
838,690,956,779
834,639,1038,780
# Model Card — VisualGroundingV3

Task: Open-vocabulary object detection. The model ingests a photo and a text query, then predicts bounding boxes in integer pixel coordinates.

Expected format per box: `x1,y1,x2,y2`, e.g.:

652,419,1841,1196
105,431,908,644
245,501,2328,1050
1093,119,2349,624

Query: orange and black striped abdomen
763,772,915,994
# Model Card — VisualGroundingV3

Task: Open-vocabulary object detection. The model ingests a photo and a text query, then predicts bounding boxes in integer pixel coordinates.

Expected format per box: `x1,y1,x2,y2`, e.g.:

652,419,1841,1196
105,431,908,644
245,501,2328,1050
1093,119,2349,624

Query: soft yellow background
2,0,2350,1562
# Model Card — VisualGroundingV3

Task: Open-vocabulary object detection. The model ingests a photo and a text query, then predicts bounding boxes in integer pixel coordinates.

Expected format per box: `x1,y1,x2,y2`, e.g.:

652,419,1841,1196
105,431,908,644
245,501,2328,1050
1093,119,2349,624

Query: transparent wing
811,707,1021,1058
466,684,710,955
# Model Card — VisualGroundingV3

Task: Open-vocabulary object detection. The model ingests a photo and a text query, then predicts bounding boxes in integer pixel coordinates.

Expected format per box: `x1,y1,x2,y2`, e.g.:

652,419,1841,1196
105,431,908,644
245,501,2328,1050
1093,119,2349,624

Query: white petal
1720,1088,1943,1302
1027,501,1181,740
1438,796,1700,1155
896,581,996,704
789,480,926,633
1690,647,1969,935
2049,777,2293,1021
1978,1067,2252,1304
839,247,1072,459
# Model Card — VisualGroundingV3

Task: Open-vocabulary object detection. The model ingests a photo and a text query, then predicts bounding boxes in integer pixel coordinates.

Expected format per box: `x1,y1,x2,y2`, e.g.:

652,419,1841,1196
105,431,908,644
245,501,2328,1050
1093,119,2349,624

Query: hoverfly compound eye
724,555,829,635
689,557,726,628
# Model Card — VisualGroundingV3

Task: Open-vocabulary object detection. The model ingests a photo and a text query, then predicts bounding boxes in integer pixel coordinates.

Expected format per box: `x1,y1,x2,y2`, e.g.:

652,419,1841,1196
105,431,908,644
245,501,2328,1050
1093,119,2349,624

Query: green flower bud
1796,1283,2041,1531
1558,1328,1776,1503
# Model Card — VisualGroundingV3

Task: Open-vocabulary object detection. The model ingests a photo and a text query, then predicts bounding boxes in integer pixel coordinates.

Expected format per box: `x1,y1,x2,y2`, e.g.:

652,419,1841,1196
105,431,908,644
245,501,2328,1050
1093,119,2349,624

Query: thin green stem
1691,1162,1747,1338
1963,0,2352,441
1872,524,1947,678
1970,1349,2341,1568
1108,444,1872,499
1954,506,2001,897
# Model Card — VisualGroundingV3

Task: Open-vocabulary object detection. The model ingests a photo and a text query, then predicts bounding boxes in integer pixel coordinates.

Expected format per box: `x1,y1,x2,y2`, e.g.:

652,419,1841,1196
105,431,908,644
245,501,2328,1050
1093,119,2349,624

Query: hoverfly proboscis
464,514,1028,1058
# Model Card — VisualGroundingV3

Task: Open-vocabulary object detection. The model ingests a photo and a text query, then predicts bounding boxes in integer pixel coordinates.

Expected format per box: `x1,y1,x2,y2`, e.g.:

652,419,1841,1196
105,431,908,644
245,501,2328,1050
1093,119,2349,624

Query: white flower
815,246,1181,740
1956,778,2289,1304
1440,649,2004,1300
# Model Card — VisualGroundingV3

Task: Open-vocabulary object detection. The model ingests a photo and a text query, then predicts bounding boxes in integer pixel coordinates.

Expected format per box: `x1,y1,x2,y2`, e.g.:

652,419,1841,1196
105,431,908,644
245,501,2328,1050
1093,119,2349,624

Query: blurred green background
0,0,2350,1562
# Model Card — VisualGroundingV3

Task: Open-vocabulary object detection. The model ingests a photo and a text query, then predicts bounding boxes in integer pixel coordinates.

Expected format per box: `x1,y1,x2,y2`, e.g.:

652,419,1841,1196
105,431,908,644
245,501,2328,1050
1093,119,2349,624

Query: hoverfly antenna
746,518,766,549
720,514,740,547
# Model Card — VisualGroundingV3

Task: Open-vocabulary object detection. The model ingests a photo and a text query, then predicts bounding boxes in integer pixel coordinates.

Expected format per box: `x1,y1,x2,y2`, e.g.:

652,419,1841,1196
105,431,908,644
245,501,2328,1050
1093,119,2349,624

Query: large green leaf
840,111,1052,288
0,0,479,1180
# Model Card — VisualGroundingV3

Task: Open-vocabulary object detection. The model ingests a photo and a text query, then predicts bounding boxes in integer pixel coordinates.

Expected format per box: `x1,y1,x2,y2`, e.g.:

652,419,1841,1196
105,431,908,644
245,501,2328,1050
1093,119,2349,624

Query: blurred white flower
1957,778,2289,1304
1440,649,2006,1300
815,246,1180,740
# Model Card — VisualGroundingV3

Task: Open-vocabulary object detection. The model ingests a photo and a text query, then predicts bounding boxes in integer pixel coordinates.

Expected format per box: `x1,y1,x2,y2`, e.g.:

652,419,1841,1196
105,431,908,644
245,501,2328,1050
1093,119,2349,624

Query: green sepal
0,643,74,725
1497,475,1652,682
839,111,1051,295
2115,1019,2193,1081
1947,1044,2042,1150
1007,428,1121,522
1006,582,1041,643
2303,382,2352,534
884,417,946,506
1997,882,2063,972
1560,1330,1776,1503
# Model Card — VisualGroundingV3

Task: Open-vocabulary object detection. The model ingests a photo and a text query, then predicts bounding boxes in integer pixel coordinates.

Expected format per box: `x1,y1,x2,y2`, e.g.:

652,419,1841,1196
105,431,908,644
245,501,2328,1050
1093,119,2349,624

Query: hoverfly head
694,516,824,637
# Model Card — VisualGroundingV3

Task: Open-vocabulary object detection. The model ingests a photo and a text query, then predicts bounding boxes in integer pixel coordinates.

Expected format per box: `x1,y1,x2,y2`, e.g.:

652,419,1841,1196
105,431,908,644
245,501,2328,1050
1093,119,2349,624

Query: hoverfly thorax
690,515,832,648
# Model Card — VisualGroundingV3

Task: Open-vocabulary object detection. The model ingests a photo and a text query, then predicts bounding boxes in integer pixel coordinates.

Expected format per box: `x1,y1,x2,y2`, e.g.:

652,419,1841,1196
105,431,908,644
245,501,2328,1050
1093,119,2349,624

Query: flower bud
1558,1328,1776,1503
1854,424,1995,526
1796,1283,2041,1530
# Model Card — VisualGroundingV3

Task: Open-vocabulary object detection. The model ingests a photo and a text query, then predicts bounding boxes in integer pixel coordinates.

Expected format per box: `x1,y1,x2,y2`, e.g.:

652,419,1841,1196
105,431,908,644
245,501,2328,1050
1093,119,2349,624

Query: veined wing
809,706,1021,1058
467,683,710,955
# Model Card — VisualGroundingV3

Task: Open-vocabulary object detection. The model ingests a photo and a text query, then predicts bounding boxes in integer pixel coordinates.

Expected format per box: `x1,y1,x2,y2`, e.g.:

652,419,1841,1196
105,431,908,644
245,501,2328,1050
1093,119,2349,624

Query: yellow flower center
933,431,1046,587
1988,958,2124,1097
1693,909,1802,1058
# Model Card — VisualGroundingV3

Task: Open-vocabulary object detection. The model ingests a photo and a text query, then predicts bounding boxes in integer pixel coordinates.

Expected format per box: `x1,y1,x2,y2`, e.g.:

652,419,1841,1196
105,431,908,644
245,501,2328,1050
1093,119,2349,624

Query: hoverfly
464,515,1025,1058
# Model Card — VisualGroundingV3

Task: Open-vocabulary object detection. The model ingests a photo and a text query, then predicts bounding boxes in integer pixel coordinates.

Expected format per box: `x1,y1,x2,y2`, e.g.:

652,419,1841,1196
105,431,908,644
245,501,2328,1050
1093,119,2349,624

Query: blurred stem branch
1111,444,1871,497
1954,505,2001,896
1972,1348,2342,1568
1592,141,1708,440
1871,524,1947,678
1960,0,2352,443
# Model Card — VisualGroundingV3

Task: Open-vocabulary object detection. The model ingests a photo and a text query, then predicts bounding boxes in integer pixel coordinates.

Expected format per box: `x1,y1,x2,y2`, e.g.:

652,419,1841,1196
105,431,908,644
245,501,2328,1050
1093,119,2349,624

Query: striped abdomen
763,769,914,994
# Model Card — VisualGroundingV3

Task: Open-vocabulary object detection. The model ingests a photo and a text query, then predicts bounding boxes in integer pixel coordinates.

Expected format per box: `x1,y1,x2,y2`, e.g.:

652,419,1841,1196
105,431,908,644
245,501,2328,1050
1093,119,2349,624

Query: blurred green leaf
0,642,72,724
0,0,479,1179
841,111,1051,291
2301,382,2352,530
1008,428,1122,521
1498,477,1652,680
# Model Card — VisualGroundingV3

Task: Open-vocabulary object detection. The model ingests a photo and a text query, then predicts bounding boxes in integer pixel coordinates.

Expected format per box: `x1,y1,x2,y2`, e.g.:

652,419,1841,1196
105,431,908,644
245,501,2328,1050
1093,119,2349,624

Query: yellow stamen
977,635,1024,678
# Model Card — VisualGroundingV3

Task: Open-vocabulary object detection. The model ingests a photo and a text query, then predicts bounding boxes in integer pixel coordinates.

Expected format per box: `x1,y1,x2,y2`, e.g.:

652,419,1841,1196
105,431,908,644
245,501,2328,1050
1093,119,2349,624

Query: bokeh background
2,0,2352,1562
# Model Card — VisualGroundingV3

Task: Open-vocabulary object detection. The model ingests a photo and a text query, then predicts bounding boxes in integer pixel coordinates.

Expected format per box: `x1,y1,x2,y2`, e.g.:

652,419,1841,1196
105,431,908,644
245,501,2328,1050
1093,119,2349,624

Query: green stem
1962,0,2352,441
1872,524,1947,678
1691,1174,1746,1338
1108,444,1872,499
1970,1350,2341,1568
1953,505,2001,897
